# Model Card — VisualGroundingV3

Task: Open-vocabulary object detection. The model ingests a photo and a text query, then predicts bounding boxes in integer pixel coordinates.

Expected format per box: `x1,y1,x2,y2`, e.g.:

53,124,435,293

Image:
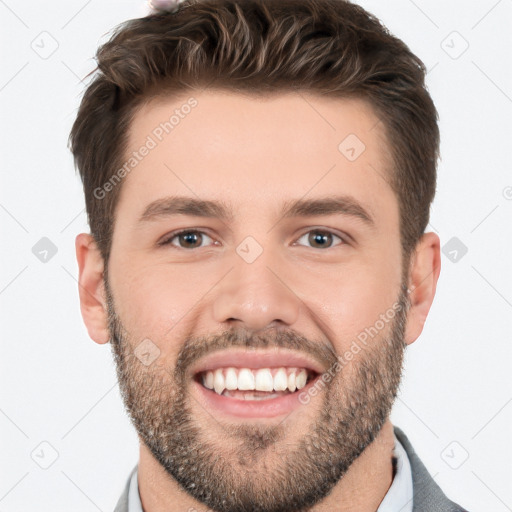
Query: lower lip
192,375,320,419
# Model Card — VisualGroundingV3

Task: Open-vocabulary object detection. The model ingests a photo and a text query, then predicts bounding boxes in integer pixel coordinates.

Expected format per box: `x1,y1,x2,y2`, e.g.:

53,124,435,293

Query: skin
75,90,440,511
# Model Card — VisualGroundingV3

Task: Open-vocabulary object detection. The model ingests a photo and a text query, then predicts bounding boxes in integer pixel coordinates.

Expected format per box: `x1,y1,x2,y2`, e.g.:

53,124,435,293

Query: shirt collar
128,464,143,512
377,431,414,512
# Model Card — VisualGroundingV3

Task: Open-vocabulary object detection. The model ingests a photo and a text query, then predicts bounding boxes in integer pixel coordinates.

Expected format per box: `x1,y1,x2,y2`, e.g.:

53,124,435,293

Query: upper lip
189,348,326,376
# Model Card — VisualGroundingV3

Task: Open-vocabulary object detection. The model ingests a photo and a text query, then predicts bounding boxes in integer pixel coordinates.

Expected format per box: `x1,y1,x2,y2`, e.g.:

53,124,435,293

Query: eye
158,228,347,250
294,229,346,249
159,229,217,250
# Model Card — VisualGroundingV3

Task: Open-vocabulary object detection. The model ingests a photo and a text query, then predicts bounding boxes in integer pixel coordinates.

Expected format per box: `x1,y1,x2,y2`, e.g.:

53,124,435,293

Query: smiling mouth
194,366,319,401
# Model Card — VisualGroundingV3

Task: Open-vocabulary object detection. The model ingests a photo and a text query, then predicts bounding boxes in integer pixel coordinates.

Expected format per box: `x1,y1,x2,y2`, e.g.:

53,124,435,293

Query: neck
137,419,396,512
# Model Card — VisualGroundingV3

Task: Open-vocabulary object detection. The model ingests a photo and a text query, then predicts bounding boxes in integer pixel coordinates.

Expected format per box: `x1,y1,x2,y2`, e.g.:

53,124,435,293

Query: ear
404,232,441,345
75,233,110,344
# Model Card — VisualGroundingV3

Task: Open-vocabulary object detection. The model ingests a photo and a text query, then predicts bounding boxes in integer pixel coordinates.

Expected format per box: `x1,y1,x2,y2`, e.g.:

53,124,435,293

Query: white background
0,0,511,511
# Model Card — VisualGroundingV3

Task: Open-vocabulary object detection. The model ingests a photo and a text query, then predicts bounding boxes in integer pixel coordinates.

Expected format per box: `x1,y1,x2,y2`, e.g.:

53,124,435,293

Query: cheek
302,256,401,349
109,261,209,349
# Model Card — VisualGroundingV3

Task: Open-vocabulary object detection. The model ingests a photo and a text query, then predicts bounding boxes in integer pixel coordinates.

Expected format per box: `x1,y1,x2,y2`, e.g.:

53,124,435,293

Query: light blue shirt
128,433,413,511
377,432,414,512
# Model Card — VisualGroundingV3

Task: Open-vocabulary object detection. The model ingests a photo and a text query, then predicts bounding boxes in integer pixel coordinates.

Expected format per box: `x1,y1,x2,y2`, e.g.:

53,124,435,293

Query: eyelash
158,228,349,250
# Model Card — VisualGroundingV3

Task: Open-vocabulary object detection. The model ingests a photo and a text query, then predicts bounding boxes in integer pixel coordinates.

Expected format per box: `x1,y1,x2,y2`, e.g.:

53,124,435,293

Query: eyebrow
137,194,376,228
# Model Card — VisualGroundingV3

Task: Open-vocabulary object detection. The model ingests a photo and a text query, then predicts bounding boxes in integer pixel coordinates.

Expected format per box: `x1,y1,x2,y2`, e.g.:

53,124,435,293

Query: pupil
310,231,330,248
182,232,200,248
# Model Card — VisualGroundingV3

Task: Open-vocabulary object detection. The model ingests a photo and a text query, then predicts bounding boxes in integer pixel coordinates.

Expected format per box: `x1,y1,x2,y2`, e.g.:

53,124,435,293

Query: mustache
173,327,339,380
108,312,340,391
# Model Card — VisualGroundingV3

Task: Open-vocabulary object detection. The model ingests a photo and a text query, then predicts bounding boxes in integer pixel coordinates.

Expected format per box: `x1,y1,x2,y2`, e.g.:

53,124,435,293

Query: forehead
117,89,396,226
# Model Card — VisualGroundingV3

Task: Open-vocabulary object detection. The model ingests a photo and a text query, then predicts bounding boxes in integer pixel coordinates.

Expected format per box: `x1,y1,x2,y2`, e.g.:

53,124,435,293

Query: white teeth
273,368,288,391
255,368,274,391
238,368,255,390
200,367,313,395
213,369,225,395
295,369,307,389
287,372,296,392
225,367,238,390
204,371,214,390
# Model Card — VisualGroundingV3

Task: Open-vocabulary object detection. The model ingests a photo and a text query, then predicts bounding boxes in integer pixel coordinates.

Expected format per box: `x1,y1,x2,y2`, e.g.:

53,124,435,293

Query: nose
212,244,301,332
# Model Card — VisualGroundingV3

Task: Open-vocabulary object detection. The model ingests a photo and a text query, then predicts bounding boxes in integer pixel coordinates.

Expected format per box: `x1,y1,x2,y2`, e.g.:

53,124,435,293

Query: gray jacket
114,426,468,511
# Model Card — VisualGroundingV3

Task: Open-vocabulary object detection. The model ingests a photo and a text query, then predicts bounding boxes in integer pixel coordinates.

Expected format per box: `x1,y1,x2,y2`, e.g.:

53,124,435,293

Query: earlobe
404,232,441,345
75,233,110,345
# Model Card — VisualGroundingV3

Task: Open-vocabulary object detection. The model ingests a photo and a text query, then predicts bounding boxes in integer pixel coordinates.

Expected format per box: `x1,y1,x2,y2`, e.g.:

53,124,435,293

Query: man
70,0,468,510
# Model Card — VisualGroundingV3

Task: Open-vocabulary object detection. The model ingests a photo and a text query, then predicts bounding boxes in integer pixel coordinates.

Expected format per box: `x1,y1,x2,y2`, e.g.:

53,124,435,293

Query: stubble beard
105,279,409,512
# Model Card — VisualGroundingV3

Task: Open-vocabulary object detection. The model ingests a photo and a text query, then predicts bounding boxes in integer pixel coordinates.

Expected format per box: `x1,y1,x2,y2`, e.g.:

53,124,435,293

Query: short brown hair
69,0,439,269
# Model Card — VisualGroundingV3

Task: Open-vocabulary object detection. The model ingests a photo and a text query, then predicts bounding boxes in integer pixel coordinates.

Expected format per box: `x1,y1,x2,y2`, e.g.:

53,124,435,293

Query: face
104,91,409,511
